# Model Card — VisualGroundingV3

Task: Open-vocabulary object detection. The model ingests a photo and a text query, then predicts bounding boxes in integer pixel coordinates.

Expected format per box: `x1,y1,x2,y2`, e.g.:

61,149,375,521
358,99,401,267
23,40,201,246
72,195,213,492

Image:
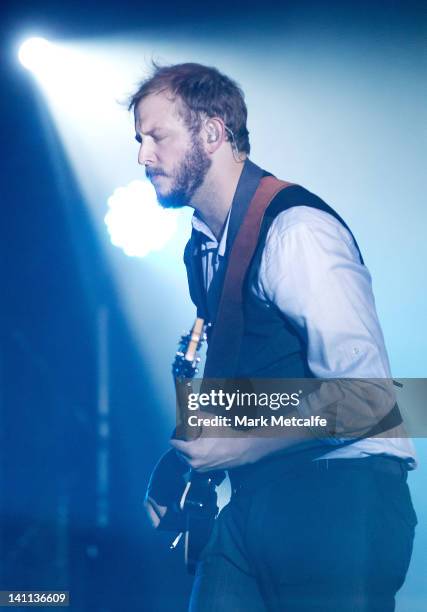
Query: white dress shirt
192,205,417,467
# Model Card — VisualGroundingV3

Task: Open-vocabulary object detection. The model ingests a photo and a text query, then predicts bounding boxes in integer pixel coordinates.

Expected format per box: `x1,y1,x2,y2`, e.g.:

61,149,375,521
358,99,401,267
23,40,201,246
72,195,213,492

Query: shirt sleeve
256,206,396,442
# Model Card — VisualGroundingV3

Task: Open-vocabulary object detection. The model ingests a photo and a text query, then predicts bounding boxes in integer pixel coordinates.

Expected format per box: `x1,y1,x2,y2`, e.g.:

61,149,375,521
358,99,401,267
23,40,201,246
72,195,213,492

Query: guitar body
180,471,224,574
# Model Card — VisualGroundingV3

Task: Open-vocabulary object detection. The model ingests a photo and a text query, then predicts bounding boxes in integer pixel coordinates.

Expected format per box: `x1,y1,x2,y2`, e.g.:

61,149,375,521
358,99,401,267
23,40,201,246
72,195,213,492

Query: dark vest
184,167,364,379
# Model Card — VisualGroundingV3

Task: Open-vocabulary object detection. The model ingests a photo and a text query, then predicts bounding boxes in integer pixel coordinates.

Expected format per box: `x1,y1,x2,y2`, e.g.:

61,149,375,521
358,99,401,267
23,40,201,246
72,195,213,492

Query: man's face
134,91,211,209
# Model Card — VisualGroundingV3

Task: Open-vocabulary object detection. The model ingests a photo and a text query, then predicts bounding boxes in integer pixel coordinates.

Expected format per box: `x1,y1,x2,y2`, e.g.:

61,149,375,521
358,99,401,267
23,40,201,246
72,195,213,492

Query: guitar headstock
172,318,206,380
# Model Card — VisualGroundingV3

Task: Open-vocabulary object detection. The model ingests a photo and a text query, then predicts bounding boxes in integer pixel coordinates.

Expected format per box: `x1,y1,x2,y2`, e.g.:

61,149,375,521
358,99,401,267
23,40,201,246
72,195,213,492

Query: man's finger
170,437,193,456
144,496,167,529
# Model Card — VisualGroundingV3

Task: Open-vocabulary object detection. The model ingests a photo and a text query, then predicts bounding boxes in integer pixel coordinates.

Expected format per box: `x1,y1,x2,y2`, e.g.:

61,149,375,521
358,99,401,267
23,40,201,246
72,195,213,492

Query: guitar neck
185,317,204,362
173,318,205,441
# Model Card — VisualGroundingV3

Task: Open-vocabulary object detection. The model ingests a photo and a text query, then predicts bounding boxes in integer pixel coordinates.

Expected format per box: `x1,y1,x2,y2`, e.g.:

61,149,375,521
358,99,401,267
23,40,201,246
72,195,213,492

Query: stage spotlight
104,180,178,258
18,37,55,73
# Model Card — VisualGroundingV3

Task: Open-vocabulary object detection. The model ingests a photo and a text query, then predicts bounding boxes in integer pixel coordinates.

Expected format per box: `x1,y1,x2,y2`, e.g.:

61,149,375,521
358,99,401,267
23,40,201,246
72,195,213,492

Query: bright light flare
104,180,178,258
18,37,56,72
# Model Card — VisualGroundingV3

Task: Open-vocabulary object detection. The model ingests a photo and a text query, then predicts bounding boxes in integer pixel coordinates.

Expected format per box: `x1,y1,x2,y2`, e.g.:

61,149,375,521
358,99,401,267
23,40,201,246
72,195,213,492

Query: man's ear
204,118,225,152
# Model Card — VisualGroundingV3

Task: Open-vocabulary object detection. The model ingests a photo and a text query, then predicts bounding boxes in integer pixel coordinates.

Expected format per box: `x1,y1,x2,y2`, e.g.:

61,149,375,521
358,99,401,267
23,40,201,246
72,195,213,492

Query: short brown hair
128,62,250,154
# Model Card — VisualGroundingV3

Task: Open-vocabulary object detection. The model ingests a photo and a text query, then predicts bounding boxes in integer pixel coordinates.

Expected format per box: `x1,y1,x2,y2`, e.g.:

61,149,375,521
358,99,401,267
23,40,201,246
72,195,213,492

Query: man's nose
138,142,155,166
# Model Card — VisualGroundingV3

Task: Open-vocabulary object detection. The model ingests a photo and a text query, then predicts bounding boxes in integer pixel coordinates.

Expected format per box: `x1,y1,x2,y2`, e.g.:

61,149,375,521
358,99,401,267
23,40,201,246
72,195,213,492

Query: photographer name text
187,414,328,428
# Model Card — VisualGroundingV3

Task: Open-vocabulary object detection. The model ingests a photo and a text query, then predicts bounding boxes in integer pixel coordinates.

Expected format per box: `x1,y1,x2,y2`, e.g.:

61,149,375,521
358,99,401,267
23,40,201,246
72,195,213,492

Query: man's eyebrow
134,128,164,143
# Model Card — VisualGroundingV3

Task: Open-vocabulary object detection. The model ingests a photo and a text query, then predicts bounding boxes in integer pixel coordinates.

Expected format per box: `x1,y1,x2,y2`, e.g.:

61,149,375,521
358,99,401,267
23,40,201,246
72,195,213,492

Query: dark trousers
190,456,417,612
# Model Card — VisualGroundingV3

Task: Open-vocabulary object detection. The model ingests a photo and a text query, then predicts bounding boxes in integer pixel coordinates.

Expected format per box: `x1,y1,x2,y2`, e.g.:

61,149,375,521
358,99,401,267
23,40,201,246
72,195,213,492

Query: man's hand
170,434,255,472
144,496,167,529
170,409,314,471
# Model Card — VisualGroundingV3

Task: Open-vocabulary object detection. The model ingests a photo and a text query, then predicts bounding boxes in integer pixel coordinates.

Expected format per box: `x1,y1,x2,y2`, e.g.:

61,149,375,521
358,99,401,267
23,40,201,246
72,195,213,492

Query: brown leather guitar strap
204,176,293,378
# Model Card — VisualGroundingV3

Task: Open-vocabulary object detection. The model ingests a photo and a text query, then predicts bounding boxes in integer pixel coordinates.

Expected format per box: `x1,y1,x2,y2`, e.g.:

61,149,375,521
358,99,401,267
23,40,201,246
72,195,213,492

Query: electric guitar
145,319,224,573
171,318,225,574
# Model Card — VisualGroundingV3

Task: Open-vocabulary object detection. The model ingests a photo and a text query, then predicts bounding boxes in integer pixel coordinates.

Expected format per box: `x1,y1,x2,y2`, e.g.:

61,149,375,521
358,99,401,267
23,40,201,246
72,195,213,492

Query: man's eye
135,133,166,145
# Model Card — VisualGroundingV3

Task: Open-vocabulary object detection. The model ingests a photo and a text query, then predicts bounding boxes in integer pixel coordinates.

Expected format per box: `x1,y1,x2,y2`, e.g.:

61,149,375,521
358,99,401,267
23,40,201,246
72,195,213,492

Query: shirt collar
190,158,264,258
191,209,231,257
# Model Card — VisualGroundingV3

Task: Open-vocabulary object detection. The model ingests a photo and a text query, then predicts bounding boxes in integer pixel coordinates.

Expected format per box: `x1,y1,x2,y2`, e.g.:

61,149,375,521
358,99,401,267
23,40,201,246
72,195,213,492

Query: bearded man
128,63,417,612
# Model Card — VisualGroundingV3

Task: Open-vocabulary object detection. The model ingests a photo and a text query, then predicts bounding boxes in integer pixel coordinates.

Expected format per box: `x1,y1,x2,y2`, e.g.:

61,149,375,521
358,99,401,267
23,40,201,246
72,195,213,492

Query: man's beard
146,134,211,209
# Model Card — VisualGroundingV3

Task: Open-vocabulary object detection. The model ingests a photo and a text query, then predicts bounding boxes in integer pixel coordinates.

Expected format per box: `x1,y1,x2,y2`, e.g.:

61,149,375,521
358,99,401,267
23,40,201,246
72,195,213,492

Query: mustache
145,168,167,180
